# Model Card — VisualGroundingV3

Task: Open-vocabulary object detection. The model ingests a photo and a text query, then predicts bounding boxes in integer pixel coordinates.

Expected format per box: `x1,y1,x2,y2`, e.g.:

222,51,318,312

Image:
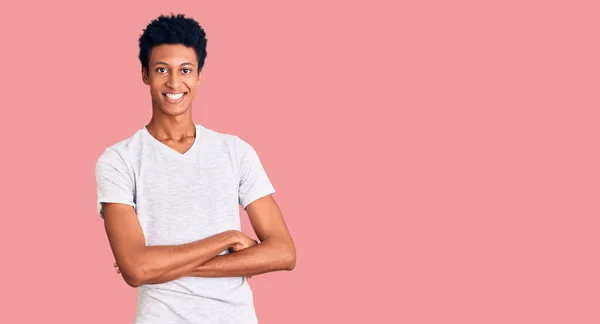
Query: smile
163,92,187,103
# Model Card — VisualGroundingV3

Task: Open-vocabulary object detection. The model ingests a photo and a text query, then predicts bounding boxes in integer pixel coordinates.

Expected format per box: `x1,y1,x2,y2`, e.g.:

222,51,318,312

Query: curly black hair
138,13,207,75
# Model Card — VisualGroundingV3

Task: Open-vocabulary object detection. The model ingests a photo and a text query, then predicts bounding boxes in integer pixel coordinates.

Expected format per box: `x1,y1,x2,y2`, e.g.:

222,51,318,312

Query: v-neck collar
142,123,204,158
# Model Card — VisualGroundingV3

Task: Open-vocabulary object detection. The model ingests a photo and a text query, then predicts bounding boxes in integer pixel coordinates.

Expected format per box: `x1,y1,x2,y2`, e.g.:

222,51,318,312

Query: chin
160,106,190,117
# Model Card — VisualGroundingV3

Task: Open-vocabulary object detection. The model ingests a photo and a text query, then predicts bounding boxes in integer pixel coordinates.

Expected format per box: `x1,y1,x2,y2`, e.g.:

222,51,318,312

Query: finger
116,268,120,274
114,262,117,267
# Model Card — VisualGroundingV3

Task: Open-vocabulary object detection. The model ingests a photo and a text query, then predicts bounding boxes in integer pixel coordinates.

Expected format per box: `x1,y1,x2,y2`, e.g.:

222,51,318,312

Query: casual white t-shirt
95,123,275,324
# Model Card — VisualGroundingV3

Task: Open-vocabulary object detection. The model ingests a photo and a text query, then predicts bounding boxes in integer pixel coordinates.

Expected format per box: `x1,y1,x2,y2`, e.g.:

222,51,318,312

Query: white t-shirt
95,123,275,324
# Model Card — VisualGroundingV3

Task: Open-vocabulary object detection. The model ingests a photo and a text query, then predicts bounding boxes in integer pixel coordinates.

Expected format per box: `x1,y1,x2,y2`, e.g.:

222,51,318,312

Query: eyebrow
153,62,195,67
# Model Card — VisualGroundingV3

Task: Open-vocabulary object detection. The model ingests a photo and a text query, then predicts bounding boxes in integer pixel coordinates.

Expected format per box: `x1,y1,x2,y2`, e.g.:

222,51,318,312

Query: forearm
131,230,238,286
188,239,296,278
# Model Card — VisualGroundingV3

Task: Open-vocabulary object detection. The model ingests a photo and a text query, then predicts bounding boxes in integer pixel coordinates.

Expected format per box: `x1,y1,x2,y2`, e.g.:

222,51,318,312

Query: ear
196,71,202,85
142,66,150,85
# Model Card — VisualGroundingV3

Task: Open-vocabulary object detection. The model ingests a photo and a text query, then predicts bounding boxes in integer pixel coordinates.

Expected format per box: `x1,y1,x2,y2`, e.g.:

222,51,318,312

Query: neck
146,115,196,141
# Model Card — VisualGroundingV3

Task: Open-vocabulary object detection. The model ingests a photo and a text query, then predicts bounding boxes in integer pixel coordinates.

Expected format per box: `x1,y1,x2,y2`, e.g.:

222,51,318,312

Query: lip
162,92,187,104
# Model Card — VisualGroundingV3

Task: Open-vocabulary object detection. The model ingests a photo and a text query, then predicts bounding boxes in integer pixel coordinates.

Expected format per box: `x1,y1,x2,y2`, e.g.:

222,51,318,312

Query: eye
182,68,192,74
156,67,168,74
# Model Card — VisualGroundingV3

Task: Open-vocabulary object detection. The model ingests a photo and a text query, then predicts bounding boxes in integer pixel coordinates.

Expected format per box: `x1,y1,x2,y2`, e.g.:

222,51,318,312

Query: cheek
150,81,163,92
184,79,197,88
149,85,163,98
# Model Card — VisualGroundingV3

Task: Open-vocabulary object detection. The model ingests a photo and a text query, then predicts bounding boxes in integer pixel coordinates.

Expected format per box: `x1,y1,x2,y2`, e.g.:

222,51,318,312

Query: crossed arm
103,195,296,287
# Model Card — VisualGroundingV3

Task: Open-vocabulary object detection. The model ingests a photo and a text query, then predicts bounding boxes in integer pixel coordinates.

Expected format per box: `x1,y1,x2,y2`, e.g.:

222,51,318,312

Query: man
94,13,296,324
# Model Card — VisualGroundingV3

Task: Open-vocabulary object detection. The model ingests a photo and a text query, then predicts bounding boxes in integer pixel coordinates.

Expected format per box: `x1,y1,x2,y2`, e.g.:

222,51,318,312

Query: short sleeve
95,148,136,218
236,137,276,209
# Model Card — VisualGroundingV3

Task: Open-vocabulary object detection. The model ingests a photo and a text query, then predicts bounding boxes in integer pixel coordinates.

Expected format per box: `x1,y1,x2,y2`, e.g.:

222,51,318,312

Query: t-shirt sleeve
95,148,136,218
236,136,276,209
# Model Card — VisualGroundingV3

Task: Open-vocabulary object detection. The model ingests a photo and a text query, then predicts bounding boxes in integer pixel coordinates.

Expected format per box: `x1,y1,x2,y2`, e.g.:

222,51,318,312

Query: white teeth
165,93,184,100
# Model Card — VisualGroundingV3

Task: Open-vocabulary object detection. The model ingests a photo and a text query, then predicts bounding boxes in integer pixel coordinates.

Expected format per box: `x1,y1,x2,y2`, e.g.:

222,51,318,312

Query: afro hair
138,13,207,75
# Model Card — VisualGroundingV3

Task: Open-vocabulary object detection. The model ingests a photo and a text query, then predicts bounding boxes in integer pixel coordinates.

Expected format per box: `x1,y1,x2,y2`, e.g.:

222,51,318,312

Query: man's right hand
229,231,258,253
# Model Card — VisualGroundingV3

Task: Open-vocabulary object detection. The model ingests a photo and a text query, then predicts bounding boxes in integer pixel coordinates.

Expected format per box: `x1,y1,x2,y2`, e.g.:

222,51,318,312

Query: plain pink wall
0,1,598,323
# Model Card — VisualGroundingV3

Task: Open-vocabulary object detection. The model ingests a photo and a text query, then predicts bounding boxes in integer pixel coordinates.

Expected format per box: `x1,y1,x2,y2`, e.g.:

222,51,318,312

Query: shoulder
96,127,145,168
197,124,252,153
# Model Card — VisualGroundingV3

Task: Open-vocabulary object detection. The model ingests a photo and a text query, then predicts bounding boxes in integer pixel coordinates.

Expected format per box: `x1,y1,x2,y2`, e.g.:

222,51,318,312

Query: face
142,44,202,117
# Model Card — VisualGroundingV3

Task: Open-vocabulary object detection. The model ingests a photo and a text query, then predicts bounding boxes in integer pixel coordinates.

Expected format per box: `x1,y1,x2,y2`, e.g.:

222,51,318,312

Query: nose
166,73,181,89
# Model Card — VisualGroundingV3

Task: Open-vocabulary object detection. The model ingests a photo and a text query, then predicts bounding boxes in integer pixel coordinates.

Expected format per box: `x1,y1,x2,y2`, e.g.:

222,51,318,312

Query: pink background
0,1,598,323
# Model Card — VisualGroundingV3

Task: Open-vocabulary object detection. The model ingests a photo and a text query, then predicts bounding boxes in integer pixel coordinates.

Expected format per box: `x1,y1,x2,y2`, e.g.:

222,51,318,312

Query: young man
94,14,296,324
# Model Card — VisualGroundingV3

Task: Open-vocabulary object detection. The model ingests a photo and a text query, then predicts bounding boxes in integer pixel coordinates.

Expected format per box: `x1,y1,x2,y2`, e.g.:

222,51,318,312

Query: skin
104,44,296,287
142,43,202,154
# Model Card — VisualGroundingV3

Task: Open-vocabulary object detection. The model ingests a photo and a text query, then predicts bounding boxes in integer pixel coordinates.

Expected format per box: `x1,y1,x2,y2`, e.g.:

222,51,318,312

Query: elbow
116,248,152,288
285,257,296,271
120,264,147,288
265,238,296,271
124,273,143,288
283,247,296,271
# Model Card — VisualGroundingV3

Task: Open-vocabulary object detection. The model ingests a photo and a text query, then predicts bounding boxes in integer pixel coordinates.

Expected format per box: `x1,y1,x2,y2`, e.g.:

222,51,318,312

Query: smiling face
142,44,202,117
